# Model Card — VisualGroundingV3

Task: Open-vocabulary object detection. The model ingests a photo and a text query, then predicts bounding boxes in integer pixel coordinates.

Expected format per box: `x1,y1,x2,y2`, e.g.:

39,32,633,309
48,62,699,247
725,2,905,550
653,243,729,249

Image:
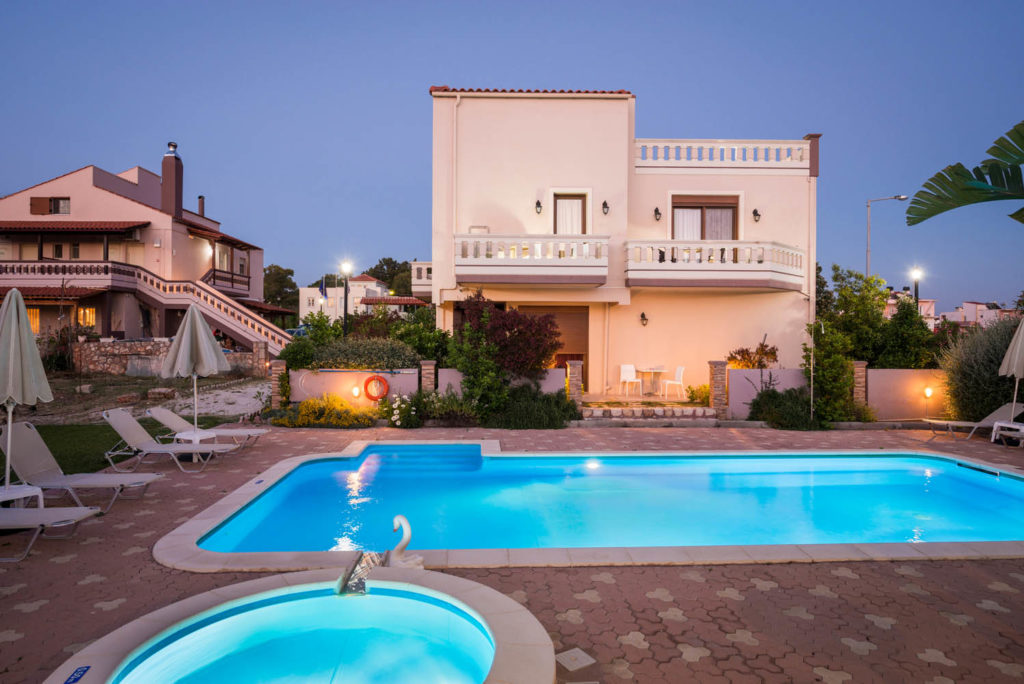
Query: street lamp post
911,267,922,305
866,194,909,275
340,260,353,337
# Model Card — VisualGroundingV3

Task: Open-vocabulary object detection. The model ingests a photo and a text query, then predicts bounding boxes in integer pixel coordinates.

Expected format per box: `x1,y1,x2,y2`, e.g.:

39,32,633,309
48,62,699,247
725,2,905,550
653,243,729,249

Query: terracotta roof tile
0,221,148,232
350,274,387,284
360,296,427,306
429,85,632,95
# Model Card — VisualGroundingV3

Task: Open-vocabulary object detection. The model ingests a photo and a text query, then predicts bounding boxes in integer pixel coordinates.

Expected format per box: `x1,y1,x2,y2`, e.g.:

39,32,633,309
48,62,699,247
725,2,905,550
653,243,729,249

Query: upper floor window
52,244,63,259
671,196,737,241
306,297,316,308
29,197,70,215
238,257,247,276
71,242,80,259
554,194,587,235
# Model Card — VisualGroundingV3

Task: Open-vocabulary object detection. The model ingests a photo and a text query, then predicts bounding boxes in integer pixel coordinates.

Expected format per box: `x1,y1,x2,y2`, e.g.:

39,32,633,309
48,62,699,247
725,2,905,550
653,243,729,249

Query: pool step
580,406,717,422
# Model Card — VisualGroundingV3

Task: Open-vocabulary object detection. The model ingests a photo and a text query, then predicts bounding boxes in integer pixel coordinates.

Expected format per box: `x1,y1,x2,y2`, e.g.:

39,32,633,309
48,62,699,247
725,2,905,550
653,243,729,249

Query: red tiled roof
360,296,427,306
430,86,632,95
0,221,148,232
350,274,387,285
234,299,296,315
0,286,104,299
184,224,259,251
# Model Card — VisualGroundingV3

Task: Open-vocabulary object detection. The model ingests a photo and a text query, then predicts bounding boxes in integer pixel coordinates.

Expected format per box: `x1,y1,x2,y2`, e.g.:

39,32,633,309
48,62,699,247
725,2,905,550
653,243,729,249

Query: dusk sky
2,1,1022,310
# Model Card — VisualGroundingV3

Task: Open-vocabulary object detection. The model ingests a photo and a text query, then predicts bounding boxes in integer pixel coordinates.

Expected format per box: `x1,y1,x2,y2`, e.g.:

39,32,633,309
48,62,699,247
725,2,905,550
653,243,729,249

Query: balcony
624,240,805,291
454,233,609,285
202,268,251,296
635,138,812,172
411,261,432,301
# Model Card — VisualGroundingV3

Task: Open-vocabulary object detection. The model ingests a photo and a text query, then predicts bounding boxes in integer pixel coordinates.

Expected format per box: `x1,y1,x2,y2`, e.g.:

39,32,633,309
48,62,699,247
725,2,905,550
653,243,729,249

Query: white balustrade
455,234,608,264
635,139,810,170
625,240,805,281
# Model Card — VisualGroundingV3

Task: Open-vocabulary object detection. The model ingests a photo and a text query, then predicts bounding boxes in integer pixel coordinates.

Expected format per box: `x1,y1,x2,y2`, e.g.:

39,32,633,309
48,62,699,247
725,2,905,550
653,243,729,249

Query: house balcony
635,138,812,172
624,240,805,291
202,268,251,297
454,233,609,285
411,261,432,300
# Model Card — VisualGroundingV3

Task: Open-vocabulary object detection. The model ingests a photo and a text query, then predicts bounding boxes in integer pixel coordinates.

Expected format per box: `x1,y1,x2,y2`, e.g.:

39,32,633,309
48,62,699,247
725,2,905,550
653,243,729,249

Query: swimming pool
110,580,495,684
198,444,1024,553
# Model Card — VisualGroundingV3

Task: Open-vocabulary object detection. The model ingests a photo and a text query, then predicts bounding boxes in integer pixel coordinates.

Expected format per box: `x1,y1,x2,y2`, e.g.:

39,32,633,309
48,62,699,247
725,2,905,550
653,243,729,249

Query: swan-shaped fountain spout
387,514,424,569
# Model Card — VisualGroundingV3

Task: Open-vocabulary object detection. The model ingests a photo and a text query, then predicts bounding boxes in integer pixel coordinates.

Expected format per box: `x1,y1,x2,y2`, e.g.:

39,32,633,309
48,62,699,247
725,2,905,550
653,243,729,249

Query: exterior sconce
535,200,542,214
640,312,649,326
653,207,662,221
602,201,610,215
923,387,933,398
352,385,361,398
752,209,761,222
153,239,162,248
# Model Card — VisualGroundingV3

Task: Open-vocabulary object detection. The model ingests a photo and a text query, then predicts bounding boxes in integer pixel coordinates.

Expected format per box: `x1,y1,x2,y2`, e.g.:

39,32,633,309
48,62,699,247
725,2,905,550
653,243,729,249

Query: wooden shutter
29,197,49,214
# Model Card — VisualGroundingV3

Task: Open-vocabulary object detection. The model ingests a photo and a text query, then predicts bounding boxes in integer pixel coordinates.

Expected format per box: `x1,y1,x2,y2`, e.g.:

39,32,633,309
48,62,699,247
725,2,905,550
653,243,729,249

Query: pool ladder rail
335,551,387,595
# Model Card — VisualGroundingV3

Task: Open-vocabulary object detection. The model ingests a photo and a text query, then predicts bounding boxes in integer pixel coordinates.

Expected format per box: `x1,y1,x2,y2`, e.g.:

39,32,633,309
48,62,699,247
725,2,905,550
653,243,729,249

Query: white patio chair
1,422,162,512
620,364,642,396
661,366,685,399
146,407,268,448
102,409,236,474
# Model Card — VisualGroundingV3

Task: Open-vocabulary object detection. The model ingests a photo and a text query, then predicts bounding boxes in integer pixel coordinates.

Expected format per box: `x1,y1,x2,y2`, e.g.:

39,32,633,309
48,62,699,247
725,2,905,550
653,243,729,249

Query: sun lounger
145,407,268,448
923,402,1024,440
0,505,100,562
1,422,162,512
102,408,236,474
992,420,1024,447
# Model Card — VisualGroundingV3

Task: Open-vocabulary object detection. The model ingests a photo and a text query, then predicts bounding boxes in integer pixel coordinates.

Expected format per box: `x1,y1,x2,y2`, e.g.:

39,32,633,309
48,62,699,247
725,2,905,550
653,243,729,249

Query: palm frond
907,161,1024,226
985,120,1024,166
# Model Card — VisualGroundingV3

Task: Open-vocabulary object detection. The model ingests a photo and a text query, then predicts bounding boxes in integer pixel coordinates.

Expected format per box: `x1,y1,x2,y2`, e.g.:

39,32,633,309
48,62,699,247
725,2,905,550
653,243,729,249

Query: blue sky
2,1,1022,310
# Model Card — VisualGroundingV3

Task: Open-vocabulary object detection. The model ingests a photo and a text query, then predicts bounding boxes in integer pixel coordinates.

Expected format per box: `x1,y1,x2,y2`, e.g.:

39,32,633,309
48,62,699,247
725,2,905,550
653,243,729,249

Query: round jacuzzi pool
110,581,495,684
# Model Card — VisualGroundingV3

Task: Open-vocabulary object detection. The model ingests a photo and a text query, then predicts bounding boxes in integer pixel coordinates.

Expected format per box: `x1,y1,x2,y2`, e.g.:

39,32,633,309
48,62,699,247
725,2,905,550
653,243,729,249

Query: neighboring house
883,288,937,330
299,274,427,320
411,260,432,302
428,86,819,393
0,143,290,355
939,301,1018,327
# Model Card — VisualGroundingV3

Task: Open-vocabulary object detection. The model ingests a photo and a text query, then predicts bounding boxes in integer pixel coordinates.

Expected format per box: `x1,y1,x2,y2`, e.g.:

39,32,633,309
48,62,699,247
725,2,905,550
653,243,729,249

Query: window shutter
30,197,49,214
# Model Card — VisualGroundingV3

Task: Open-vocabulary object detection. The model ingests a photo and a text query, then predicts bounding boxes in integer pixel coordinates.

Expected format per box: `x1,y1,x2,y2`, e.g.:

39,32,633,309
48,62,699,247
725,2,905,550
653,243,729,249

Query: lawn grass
35,415,236,474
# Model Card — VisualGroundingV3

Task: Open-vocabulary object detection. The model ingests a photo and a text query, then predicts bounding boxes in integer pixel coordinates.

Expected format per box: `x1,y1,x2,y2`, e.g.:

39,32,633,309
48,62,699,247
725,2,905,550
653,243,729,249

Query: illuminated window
77,307,96,328
327,298,335,307
26,308,39,334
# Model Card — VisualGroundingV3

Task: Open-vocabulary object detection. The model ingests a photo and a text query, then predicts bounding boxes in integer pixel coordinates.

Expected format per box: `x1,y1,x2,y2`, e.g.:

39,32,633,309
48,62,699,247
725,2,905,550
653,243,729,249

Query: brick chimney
197,195,205,216
161,142,183,218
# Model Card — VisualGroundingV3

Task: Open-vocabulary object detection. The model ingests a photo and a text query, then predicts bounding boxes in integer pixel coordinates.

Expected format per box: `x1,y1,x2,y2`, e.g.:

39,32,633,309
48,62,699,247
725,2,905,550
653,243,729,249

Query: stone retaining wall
71,339,268,377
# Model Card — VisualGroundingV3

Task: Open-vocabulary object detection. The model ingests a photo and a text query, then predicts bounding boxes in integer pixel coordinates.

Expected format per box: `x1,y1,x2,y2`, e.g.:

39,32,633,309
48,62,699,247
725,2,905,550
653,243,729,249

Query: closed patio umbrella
0,289,54,488
161,304,229,431
999,316,1024,420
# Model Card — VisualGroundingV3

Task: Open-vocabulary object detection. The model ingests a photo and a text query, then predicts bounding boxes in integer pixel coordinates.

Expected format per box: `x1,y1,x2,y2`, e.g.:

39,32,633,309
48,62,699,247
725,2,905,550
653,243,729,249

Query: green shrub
876,298,932,369
279,336,315,370
802,321,855,422
748,387,822,430
278,369,291,404
268,394,377,428
448,308,509,417
481,385,580,430
849,401,876,423
391,318,450,366
423,389,479,426
686,384,711,406
940,316,1022,421
310,338,420,370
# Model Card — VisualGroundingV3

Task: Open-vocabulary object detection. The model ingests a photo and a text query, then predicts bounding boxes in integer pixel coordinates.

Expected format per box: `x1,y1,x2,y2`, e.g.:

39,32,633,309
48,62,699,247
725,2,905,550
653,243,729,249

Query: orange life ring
364,375,389,401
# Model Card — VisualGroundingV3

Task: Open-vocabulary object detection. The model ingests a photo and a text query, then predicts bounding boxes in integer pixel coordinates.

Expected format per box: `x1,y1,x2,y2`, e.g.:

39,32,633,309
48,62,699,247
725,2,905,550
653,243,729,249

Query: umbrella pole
4,400,13,489
193,373,199,432
1014,378,1020,422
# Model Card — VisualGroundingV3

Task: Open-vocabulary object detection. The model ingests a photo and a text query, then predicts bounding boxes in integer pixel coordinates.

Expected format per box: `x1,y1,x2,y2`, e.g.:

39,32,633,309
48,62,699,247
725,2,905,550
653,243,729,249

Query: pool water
110,582,495,684
200,445,1024,552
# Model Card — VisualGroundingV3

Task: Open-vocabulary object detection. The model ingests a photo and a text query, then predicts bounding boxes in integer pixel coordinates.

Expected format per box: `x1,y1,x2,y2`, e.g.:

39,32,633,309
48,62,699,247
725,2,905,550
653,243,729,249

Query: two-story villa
0,144,290,355
428,87,819,394
298,274,427,321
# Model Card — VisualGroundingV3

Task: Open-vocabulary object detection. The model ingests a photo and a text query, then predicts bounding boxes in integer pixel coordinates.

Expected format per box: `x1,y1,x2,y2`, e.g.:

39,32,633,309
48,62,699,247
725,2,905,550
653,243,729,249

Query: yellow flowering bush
269,394,377,428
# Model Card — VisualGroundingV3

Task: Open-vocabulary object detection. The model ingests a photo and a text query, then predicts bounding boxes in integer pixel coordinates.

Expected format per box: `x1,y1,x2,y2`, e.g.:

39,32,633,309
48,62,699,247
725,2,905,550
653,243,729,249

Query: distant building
298,274,426,320
883,287,937,330
938,301,1017,327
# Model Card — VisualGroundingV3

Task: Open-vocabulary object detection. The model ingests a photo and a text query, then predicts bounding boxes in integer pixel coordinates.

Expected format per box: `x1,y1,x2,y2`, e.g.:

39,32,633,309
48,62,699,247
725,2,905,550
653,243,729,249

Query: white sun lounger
145,407,268,448
923,402,1024,441
102,409,236,474
0,422,162,512
0,505,100,562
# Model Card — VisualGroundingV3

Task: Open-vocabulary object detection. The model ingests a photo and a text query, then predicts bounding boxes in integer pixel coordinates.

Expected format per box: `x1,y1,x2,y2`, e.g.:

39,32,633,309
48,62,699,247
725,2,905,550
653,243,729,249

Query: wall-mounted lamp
535,200,543,214
653,207,662,221
352,385,361,398
640,312,649,327
752,209,761,222
602,200,610,215
153,239,162,248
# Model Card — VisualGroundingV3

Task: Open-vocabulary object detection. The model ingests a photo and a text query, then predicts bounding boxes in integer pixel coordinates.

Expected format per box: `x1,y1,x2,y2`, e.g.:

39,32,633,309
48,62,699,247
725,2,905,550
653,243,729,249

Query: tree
307,274,342,288
876,298,932,369
1016,290,1024,312
821,265,888,364
907,120,1024,226
390,270,412,295
365,257,410,289
727,335,779,369
263,264,298,310
814,263,835,320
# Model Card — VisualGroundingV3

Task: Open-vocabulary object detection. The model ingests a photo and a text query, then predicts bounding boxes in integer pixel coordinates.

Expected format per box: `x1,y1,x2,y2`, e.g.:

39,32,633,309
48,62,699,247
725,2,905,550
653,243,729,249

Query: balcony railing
202,268,251,293
624,240,805,290
635,138,811,171
454,233,609,285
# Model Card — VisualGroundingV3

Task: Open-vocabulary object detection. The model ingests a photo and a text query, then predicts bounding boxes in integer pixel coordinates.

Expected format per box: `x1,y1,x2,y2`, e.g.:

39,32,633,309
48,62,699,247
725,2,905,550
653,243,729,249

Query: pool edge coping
152,441,1024,573
43,567,556,684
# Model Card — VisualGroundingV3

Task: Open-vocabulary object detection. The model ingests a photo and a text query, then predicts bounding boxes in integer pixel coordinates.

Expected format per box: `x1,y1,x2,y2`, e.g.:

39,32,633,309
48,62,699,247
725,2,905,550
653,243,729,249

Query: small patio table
992,420,1024,446
175,429,219,463
0,484,43,507
636,367,667,396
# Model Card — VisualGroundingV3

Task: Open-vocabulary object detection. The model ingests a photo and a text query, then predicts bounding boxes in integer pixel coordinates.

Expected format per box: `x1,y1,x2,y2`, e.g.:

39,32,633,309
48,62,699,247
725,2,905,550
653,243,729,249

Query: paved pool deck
1,426,1023,683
